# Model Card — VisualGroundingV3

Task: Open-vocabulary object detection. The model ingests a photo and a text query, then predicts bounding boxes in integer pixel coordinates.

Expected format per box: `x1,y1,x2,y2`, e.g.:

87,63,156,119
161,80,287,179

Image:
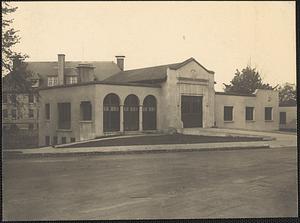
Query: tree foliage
223,66,273,94
277,83,297,105
2,1,28,73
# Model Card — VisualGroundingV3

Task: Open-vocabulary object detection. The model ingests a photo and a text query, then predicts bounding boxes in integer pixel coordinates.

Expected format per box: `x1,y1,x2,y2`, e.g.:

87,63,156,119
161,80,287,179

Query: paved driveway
3,147,297,220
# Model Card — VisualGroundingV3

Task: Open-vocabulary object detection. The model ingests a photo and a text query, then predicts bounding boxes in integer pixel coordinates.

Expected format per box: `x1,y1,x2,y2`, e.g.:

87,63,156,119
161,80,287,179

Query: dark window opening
45,136,50,146
58,103,71,129
29,94,34,103
11,109,17,119
280,112,286,124
53,136,58,145
3,109,8,118
80,101,92,121
3,94,8,104
61,137,66,144
245,107,254,121
224,106,233,121
11,94,17,105
70,137,76,142
45,103,50,120
29,109,34,118
265,107,273,121
29,123,34,130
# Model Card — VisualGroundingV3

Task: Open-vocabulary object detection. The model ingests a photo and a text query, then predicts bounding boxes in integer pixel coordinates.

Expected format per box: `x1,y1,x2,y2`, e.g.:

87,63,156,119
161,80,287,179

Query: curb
3,144,270,159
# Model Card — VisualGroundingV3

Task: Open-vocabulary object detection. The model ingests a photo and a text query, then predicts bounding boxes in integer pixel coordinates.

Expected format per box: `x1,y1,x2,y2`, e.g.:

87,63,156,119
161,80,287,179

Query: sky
9,1,296,91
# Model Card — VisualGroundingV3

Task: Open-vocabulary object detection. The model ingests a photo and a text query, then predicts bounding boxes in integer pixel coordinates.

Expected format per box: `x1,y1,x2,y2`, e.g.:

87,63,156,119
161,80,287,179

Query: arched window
103,93,120,132
142,95,157,130
124,94,139,131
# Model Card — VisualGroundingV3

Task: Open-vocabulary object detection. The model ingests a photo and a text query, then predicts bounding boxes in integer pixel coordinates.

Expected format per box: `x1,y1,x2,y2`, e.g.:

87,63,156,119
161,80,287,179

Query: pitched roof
25,61,121,87
215,91,256,97
103,57,214,84
279,100,297,107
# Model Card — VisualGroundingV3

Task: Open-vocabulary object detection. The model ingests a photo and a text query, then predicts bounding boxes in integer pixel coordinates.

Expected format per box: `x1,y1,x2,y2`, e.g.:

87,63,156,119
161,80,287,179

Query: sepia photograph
2,1,298,221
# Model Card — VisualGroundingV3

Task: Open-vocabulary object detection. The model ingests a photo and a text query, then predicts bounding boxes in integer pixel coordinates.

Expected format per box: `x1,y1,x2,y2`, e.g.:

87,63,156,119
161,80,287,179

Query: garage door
181,95,203,128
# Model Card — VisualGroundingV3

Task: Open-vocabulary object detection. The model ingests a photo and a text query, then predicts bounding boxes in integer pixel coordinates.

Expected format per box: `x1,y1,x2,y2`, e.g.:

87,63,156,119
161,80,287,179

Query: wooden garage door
181,95,203,128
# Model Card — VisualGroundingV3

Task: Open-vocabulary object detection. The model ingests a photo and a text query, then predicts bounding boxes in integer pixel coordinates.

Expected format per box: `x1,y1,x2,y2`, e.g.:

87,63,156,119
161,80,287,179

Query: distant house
33,54,282,146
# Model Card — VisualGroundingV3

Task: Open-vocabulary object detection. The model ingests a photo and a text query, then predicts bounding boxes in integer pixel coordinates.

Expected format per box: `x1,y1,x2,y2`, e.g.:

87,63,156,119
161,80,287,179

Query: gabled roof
25,61,121,87
103,57,214,84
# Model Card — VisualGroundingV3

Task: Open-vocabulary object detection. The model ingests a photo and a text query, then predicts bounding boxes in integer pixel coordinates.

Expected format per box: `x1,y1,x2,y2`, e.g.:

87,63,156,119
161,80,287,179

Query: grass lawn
61,133,264,148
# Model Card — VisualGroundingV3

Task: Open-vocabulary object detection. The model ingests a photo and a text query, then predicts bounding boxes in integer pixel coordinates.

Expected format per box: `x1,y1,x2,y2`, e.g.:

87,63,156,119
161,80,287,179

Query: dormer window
48,76,58,87
66,76,78,85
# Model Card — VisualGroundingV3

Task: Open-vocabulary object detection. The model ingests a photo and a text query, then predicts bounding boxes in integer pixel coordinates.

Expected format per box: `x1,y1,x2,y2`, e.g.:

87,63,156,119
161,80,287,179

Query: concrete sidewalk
3,129,296,157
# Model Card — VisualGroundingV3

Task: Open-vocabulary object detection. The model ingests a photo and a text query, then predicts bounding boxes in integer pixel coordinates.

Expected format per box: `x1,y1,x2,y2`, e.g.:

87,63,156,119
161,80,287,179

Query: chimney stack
77,63,95,83
57,54,65,85
115,55,125,71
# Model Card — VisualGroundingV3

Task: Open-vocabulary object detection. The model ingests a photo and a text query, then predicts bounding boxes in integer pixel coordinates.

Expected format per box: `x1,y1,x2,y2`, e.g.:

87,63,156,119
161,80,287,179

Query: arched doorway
103,93,120,132
124,94,139,131
142,95,157,130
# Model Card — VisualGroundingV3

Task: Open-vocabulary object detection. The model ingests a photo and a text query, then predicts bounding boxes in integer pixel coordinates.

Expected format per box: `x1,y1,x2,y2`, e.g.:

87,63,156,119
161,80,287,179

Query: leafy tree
223,66,273,94
277,83,297,105
2,1,28,73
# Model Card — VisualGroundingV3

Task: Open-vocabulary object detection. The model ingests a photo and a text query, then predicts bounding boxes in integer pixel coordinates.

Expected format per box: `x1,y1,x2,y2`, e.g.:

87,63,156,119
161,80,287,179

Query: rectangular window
28,94,34,103
280,112,286,124
70,137,76,143
29,109,34,118
224,106,233,121
2,109,8,119
11,109,17,119
45,103,50,120
3,94,7,104
265,107,273,121
67,76,78,85
48,76,58,87
58,103,71,129
245,107,254,121
61,137,66,144
53,136,58,145
45,136,50,146
80,101,92,121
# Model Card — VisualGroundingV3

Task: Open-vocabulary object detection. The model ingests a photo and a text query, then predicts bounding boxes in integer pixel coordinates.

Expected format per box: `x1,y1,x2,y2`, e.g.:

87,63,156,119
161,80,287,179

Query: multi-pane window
29,109,34,118
45,103,50,120
70,137,76,143
2,109,8,119
224,106,233,121
58,103,71,129
280,112,286,124
245,107,254,121
11,109,17,119
29,94,34,103
265,107,273,121
80,101,92,120
3,94,8,104
48,76,58,87
67,76,78,84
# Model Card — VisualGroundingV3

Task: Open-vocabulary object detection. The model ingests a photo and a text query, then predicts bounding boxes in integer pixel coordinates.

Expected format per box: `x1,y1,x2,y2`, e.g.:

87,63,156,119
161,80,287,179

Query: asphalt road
2,147,298,220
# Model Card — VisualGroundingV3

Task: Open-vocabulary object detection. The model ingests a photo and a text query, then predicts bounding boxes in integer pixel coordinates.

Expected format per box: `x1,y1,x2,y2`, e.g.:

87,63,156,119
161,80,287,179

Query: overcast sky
10,1,296,91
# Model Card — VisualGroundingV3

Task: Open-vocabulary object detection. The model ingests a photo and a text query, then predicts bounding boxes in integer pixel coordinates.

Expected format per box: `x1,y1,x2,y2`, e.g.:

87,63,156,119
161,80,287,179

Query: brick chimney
77,63,95,83
57,54,65,85
115,56,125,71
